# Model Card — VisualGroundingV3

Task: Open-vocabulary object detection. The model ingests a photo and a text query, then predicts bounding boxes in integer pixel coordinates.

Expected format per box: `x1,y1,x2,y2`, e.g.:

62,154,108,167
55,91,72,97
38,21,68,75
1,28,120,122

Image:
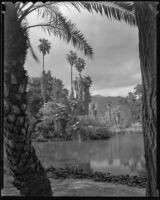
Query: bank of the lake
46,166,147,188
33,126,142,143
2,173,145,196
3,133,146,196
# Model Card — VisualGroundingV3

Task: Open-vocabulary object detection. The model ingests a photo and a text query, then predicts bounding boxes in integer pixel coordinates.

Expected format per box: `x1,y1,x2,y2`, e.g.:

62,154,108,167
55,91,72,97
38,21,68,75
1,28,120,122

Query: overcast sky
24,4,142,97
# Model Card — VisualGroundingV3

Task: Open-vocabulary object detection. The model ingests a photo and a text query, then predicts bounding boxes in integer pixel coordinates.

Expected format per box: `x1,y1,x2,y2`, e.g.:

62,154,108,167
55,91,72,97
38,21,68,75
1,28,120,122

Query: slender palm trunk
4,2,52,196
43,54,44,72
42,54,46,104
135,2,158,196
70,65,73,97
108,104,111,125
79,72,83,101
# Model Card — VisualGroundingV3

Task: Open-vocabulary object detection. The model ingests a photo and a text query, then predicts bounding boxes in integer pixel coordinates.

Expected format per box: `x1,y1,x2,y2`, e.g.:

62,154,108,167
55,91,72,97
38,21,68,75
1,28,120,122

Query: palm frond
28,39,39,62
66,51,78,66
15,2,34,19
15,2,22,14
68,1,136,26
19,2,31,12
32,7,93,58
18,2,55,22
113,2,135,14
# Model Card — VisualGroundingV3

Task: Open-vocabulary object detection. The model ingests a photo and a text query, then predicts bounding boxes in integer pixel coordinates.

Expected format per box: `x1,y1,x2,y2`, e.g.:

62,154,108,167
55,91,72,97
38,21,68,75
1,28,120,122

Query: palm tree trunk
4,2,52,196
70,65,73,97
42,54,46,104
43,54,44,72
108,104,111,125
135,2,158,196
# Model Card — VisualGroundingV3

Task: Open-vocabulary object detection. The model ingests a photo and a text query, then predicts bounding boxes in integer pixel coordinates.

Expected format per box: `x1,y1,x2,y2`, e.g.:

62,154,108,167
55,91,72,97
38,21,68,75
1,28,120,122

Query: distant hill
91,95,132,126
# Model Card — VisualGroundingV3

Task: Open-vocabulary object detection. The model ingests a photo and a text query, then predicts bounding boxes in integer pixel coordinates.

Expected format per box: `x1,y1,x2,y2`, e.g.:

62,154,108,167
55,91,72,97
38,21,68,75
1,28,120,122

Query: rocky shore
46,166,147,188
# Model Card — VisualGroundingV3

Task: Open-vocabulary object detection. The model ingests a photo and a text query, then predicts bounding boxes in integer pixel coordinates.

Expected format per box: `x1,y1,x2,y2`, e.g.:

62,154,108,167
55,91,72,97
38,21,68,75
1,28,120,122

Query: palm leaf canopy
38,38,51,56
75,57,86,73
66,50,78,66
13,1,137,60
83,75,92,87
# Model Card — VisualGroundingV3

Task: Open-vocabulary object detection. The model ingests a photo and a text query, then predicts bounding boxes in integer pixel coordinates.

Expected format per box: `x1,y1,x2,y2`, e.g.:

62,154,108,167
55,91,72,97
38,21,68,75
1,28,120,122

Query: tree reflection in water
33,133,146,175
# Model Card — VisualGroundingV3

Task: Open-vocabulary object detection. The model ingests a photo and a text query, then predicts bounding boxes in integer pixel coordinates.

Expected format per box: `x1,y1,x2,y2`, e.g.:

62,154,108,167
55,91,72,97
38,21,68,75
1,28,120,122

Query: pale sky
24,3,142,97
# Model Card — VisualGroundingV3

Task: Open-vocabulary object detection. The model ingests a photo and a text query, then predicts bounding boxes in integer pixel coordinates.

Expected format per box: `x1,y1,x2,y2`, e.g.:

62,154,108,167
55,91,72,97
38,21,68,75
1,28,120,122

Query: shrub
77,116,112,140
34,101,71,139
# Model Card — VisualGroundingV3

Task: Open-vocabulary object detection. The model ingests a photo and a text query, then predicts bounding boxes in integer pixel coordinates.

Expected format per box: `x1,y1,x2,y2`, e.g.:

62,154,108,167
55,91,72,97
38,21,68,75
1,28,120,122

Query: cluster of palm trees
37,40,87,105
4,2,157,197
66,50,86,97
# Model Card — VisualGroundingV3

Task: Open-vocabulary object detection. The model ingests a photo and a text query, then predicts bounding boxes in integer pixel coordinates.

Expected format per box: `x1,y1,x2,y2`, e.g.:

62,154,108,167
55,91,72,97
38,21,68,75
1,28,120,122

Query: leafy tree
27,77,43,117
134,84,142,100
40,70,53,103
37,100,81,140
127,84,142,123
37,102,68,138
4,2,157,196
28,71,69,116
66,51,78,97
50,77,69,104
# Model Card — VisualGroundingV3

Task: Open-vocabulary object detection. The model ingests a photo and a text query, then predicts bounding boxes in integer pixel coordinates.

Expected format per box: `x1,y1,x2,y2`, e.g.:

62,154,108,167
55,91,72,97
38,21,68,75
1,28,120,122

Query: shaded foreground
2,174,145,196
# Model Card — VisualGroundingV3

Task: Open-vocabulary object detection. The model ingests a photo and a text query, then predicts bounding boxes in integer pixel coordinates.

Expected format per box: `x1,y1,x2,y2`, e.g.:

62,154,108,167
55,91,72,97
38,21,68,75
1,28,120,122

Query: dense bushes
29,106,112,141
27,71,113,141
77,116,113,140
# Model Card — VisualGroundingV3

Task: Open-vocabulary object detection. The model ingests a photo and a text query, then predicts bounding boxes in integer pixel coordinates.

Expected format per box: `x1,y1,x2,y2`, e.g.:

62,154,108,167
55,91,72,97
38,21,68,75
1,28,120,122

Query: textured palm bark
4,2,52,196
135,2,158,196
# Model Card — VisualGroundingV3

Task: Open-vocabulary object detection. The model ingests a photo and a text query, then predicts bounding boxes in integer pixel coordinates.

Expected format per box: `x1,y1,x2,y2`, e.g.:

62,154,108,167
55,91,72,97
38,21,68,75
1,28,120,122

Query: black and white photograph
1,1,158,197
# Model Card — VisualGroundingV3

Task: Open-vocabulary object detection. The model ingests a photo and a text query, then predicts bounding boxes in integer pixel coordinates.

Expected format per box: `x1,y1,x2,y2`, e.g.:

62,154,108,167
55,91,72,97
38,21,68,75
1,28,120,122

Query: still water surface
33,133,146,176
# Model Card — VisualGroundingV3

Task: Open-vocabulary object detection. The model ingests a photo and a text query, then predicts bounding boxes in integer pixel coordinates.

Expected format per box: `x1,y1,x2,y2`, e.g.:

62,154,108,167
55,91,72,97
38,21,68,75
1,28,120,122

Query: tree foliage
38,38,51,56
75,57,86,74
73,75,92,115
27,77,43,117
127,84,142,123
27,71,69,117
66,50,78,66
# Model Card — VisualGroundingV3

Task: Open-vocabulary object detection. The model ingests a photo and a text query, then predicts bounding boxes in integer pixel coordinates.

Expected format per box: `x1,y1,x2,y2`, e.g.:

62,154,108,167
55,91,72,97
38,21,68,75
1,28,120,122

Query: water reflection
33,133,146,176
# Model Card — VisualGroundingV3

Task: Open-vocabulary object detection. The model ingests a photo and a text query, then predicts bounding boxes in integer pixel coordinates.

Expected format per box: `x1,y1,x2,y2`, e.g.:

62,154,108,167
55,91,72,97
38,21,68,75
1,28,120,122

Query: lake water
33,133,146,176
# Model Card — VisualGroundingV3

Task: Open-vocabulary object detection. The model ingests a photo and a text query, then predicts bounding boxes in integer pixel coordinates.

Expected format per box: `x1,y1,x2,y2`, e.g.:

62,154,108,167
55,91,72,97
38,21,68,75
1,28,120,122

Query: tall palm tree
4,1,157,196
66,50,78,97
82,75,92,115
75,57,86,75
74,57,86,105
38,38,51,104
4,2,94,196
75,58,86,104
107,101,112,125
4,3,52,196
38,38,51,73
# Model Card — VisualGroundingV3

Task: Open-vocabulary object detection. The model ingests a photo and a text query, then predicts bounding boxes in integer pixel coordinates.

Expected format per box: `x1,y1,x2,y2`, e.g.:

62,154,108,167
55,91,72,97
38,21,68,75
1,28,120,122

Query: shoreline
32,127,142,143
46,166,147,188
